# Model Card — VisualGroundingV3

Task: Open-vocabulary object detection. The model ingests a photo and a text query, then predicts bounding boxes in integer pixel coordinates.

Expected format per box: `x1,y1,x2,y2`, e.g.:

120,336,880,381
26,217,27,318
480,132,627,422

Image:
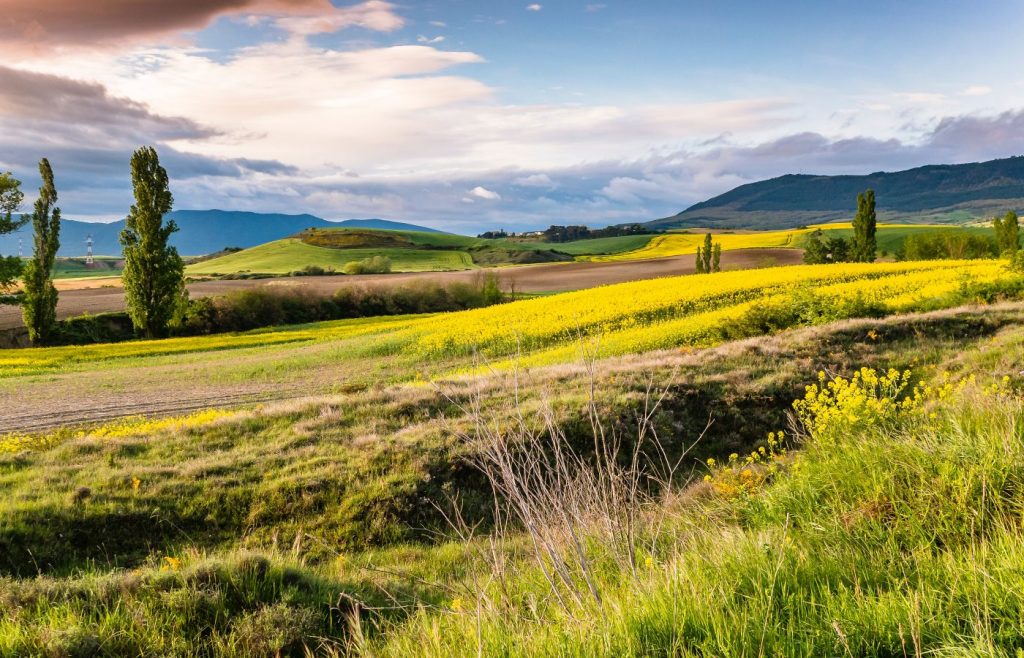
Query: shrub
343,256,392,275
174,277,508,335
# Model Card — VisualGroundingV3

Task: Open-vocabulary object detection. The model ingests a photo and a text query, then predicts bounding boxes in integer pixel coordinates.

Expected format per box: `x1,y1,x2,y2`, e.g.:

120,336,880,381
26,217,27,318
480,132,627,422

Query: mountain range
0,211,441,258
648,155,1024,230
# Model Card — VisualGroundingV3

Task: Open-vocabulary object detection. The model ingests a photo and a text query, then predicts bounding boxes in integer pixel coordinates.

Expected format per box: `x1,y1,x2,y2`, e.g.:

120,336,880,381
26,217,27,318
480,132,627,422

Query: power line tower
85,234,94,265
18,237,23,259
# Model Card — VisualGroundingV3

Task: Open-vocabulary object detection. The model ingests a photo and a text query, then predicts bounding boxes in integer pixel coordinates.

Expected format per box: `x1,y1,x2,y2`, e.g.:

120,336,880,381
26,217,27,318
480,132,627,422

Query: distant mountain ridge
0,210,443,258
649,155,1024,230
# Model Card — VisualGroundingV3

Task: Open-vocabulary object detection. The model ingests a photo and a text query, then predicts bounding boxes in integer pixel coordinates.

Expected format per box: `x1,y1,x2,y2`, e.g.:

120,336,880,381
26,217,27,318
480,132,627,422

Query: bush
175,275,507,335
898,230,997,261
719,286,886,340
343,256,392,275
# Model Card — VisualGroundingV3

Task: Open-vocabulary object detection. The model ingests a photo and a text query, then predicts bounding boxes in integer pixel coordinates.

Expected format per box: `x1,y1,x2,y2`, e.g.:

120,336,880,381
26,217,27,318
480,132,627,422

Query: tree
825,237,849,263
994,211,1020,256
803,229,828,264
121,146,186,338
702,233,713,273
711,242,721,272
694,245,705,274
851,189,877,262
0,172,26,298
21,159,61,344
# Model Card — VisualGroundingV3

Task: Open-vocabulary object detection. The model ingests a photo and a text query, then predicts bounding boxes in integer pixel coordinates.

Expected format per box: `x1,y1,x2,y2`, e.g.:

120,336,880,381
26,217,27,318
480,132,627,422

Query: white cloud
962,85,992,97
526,4,543,11
417,35,445,44
469,186,502,200
429,20,447,27
513,173,554,187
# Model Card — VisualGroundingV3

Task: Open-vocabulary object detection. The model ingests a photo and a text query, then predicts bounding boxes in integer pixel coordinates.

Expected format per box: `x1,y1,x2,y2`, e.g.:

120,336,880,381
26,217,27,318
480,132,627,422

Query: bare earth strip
0,248,802,330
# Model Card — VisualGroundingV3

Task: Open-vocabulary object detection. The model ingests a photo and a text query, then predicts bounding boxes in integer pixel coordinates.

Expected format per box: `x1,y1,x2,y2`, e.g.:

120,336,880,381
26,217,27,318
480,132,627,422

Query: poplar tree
702,233,713,272
694,245,705,274
21,159,61,344
851,189,877,262
712,242,721,272
120,146,185,338
0,172,26,297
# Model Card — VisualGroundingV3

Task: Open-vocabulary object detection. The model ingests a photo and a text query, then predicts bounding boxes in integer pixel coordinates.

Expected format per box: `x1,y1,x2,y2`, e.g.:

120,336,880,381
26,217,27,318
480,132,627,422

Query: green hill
651,155,1024,230
188,228,657,276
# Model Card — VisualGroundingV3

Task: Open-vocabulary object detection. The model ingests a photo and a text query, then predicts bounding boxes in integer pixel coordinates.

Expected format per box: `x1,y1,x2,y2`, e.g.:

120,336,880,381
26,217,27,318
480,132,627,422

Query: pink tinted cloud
0,0,402,53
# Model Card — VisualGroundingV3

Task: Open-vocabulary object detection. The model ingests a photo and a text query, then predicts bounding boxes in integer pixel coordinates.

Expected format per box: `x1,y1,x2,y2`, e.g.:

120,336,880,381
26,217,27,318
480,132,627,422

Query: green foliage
993,210,1020,256
176,278,506,336
802,229,828,264
0,172,27,295
825,236,849,262
695,234,721,274
121,147,186,339
851,188,877,262
899,229,997,260
20,160,61,344
343,255,392,275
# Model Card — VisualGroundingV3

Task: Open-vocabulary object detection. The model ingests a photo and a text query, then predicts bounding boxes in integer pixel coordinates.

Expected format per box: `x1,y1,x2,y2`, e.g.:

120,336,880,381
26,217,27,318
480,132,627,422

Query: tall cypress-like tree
121,147,185,338
711,242,721,272
694,245,705,274
851,189,877,262
21,159,61,344
702,233,713,272
0,172,26,298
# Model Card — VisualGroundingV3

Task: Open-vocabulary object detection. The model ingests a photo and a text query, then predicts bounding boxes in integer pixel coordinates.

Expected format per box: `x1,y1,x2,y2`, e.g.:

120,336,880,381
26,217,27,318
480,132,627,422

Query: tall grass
371,371,1024,657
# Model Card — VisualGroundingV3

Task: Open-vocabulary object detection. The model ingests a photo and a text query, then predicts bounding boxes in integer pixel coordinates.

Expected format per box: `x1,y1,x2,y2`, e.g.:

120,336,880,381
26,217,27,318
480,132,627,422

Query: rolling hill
650,155,1024,230
0,210,443,258
188,228,651,276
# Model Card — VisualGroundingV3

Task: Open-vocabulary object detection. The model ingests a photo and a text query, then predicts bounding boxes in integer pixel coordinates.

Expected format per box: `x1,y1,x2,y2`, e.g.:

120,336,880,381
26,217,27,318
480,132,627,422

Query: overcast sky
3,0,1024,231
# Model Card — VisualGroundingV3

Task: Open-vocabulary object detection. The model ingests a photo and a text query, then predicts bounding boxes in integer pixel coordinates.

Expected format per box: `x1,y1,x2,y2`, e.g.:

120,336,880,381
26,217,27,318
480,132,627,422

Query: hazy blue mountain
0,210,444,258
648,156,1024,230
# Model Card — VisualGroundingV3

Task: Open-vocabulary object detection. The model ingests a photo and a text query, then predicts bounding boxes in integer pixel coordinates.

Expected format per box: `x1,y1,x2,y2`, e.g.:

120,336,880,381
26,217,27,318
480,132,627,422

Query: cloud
0,0,403,54
962,85,992,97
469,186,502,200
526,4,543,11
417,35,445,44
513,174,555,187
429,20,447,27
0,65,214,139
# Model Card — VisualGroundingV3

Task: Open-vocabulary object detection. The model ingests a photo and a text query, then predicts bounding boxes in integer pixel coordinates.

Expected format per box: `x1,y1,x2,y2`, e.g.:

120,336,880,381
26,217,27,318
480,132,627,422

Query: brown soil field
0,248,802,330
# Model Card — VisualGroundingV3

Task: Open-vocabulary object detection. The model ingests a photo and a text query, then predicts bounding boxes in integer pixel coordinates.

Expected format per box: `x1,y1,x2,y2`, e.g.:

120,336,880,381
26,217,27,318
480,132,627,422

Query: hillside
651,155,1024,230
188,228,650,276
0,211,443,258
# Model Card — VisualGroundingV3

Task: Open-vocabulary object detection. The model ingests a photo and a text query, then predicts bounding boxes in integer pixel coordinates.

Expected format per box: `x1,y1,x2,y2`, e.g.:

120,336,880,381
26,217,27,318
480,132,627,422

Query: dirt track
0,248,802,330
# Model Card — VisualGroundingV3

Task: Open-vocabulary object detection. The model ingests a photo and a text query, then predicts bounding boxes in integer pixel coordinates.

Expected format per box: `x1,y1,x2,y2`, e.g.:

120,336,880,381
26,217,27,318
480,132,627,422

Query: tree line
0,147,185,345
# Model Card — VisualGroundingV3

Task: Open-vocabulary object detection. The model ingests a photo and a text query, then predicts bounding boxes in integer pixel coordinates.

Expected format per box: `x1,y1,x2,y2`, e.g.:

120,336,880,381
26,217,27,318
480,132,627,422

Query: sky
2,1,1024,232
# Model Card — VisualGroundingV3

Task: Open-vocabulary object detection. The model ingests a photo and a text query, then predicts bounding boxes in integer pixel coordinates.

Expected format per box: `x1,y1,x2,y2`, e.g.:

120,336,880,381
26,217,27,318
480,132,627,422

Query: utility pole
86,234,94,265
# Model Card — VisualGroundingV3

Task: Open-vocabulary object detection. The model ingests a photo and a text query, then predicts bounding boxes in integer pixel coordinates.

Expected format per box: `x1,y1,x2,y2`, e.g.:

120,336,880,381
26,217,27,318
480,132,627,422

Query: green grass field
186,238,475,275
52,257,123,280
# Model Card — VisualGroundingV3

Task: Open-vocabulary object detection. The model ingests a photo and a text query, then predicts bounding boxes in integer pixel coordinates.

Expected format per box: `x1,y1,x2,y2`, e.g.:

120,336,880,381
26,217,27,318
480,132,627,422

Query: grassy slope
186,238,475,275
188,229,658,276
2,305,1023,655
593,223,994,261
